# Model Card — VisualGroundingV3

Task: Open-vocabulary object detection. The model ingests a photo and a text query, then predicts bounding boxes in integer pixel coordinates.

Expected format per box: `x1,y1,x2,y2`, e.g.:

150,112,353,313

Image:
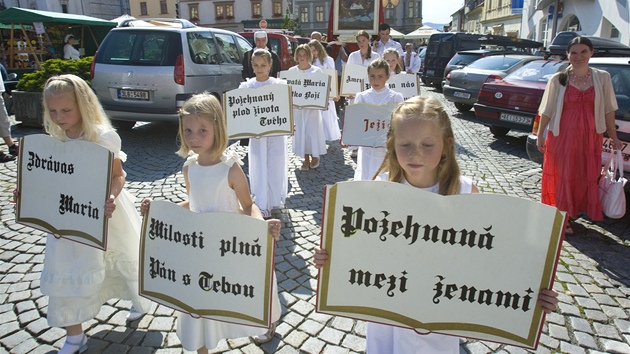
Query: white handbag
599,151,627,219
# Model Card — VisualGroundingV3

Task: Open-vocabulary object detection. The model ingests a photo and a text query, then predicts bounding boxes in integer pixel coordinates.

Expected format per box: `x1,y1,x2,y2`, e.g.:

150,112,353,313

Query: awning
0,7,116,27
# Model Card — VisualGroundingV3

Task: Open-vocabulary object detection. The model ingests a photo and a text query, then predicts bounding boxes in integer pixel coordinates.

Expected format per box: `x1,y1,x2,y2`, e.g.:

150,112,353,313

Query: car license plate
118,89,149,100
602,138,630,156
426,70,434,76
453,91,471,99
499,113,532,126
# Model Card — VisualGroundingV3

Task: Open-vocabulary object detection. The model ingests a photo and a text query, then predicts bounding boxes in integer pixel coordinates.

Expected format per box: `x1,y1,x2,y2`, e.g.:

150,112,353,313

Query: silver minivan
90,19,252,129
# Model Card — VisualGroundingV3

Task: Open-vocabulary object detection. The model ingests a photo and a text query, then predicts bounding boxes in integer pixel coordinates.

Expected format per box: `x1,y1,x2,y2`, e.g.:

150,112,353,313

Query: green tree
281,10,302,36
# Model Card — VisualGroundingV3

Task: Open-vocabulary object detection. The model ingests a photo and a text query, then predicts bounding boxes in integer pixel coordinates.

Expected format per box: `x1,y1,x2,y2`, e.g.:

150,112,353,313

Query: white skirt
40,189,152,327
322,100,341,141
366,322,460,354
354,146,386,181
292,108,327,158
248,135,288,211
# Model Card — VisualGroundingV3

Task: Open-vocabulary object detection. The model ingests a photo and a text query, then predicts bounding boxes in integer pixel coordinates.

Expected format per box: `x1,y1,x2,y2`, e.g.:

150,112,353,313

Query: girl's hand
536,135,545,153
11,189,19,204
313,247,328,269
140,198,152,217
612,137,623,151
267,218,281,241
538,289,558,314
104,195,116,219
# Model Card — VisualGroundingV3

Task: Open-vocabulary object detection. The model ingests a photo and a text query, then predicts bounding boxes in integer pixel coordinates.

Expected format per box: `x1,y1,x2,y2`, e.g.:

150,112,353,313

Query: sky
423,0,465,24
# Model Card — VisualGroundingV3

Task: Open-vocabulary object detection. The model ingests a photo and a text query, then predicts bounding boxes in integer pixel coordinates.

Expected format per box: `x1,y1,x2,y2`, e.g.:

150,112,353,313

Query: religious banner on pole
340,103,398,147
224,84,293,139
140,200,276,327
279,70,330,109
388,73,420,100
318,181,565,349
340,63,368,96
16,134,112,250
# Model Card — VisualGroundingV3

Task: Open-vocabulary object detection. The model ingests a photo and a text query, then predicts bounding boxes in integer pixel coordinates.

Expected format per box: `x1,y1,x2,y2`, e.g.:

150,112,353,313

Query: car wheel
433,82,442,91
112,120,137,130
454,102,473,112
489,126,510,137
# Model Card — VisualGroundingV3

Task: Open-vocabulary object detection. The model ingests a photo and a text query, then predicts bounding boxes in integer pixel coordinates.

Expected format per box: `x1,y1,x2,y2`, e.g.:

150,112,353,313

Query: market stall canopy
0,7,116,69
405,25,441,39
390,28,405,39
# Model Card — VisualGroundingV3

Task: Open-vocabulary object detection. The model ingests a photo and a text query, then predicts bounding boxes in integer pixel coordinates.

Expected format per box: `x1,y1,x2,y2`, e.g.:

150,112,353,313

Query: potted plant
13,57,93,127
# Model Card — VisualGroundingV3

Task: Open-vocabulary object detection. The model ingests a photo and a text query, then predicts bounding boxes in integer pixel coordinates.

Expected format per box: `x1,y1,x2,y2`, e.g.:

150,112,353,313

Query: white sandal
58,333,88,354
252,322,277,345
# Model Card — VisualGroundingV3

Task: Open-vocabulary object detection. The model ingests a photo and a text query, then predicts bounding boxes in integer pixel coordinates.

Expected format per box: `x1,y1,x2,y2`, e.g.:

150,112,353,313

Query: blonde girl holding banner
315,96,559,353
141,93,282,352
17,74,152,354
239,49,288,218
309,39,342,142
383,48,403,75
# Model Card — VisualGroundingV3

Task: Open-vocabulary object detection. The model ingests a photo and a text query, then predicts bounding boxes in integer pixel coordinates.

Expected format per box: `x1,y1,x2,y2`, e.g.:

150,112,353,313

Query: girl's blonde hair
367,58,390,77
308,39,328,65
42,74,113,142
176,93,227,160
294,43,313,62
374,96,461,196
252,48,273,65
383,48,403,74
356,30,373,59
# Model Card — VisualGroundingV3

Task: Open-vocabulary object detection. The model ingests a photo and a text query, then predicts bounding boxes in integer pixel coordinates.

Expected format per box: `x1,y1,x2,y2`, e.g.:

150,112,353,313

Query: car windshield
98,30,182,66
504,60,568,82
591,63,630,122
467,56,522,70
447,53,480,66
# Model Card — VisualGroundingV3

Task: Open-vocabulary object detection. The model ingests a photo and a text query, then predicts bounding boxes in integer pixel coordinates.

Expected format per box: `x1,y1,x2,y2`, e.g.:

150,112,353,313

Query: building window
385,4,394,20
215,3,234,19
252,1,262,17
140,2,148,16
407,1,414,18
190,4,199,21
160,0,168,14
273,0,282,17
316,6,324,22
300,7,309,23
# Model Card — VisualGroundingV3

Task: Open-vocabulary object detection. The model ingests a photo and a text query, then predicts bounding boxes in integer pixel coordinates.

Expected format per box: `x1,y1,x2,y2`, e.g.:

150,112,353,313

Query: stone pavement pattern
1,86,629,354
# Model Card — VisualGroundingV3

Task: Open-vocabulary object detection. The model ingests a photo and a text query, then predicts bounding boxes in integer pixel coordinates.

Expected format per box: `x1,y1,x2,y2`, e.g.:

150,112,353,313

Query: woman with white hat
63,34,80,60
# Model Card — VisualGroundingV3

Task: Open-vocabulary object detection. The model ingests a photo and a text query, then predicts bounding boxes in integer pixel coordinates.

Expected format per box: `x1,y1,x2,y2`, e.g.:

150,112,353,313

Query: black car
547,32,630,59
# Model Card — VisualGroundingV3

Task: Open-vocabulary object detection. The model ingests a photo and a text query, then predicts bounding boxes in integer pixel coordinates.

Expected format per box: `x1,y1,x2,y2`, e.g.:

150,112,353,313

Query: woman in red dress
536,37,622,234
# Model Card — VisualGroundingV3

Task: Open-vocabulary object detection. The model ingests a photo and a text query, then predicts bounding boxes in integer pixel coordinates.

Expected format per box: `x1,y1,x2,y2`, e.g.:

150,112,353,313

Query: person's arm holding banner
104,158,125,218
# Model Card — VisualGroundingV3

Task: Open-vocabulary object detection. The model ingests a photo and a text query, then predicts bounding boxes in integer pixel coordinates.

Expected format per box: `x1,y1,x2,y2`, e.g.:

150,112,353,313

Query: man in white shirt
373,23,403,66
403,42,421,75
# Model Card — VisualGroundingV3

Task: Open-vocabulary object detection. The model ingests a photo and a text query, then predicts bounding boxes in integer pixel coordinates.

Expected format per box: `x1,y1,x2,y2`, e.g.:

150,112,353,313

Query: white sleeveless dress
313,56,342,141
366,175,473,354
39,128,151,327
176,153,282,351
290,65,327,158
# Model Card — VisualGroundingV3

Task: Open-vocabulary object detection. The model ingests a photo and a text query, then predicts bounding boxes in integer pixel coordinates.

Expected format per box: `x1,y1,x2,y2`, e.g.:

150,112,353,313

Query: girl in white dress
383,48,403,75
315,96,559,354
240,49,288,218
309,39,342,142
353,59,404,181
141,93,282,353
25,74,152,354
291,44,327,170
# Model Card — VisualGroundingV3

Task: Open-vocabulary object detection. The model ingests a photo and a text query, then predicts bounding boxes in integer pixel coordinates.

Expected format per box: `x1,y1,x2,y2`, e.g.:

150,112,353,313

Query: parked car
525,57,630,182
239,30,298,70
443,54,540,113
548,32,630,59
472,59,569,137
91,18,251,129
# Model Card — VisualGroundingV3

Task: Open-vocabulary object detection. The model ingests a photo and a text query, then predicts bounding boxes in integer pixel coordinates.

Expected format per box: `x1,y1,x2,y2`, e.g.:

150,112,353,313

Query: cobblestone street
0,85,629,353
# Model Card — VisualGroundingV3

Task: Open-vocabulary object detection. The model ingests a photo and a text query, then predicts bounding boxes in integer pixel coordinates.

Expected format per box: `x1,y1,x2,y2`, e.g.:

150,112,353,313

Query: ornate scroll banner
388,73,420,100
318,181,565,349
140,200,275,327
279,70,330,109
321,68,339,98
340,63,368,96
224,84,293,139
340,103,398,147
16,134,112,250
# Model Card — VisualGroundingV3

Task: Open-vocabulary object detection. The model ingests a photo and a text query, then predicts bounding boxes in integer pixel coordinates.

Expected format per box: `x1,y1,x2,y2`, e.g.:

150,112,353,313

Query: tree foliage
16,57,93,92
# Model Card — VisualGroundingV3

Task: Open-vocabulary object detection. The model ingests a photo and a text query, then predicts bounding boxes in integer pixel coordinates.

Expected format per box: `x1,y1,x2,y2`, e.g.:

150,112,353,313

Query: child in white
383,48,403,75
141,93,282,353
353,59,403,181
240,49,288,218
315,96,559,353
32,74,151,354
291,44,327,170
309,39,341,142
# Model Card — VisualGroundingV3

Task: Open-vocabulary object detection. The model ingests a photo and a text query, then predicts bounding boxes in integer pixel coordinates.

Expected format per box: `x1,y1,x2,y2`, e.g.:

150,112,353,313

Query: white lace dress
176,153,282,351
353,87,404,181
39,128,151,327
238,77,288,212
366,175,474,354
312,56,342,141
289,65,327,158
